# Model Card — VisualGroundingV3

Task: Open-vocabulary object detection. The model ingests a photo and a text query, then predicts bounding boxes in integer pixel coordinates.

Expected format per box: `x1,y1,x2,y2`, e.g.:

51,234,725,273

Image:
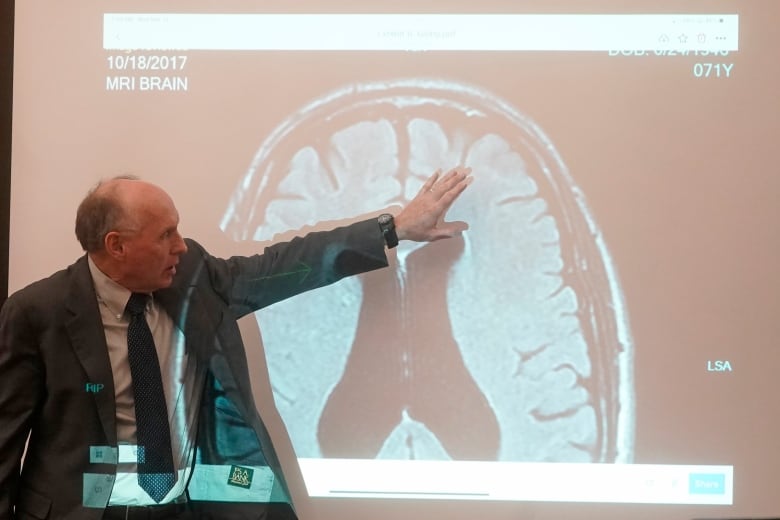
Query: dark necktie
125,292,176,503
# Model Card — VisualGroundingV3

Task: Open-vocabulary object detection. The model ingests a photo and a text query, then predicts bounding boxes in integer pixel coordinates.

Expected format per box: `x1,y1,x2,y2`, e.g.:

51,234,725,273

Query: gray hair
74,174,140,252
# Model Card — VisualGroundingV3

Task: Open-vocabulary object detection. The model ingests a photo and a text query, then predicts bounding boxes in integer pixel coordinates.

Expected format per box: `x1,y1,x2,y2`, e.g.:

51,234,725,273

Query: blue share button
689,473,726,495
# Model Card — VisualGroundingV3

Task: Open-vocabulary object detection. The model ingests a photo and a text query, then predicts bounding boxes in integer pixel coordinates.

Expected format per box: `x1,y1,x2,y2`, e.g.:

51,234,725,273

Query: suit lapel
156,251,229,362
156,268,249,415
64,257,117,444
156,282,213,359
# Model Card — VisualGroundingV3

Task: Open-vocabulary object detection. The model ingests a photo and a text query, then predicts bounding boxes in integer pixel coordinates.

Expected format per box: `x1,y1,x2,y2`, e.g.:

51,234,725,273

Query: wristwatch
378,213,399,249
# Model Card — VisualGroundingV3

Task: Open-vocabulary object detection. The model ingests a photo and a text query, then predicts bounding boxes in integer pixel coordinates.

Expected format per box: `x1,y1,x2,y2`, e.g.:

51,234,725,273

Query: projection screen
8,1,780,519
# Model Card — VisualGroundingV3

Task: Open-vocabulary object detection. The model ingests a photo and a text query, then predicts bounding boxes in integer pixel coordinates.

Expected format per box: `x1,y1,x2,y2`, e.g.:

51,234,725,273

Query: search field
103,13,738,52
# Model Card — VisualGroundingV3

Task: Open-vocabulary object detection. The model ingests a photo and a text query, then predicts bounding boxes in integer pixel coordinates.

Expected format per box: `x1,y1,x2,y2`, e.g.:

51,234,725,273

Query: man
0,167,471,520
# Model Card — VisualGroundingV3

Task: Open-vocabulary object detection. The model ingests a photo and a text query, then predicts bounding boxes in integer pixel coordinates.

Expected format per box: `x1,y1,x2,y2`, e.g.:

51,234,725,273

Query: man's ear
104,231,125,259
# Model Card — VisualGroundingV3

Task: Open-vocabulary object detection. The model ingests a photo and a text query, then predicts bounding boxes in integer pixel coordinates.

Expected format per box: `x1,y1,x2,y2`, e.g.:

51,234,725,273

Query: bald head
75,176,174,253
76,176,188,292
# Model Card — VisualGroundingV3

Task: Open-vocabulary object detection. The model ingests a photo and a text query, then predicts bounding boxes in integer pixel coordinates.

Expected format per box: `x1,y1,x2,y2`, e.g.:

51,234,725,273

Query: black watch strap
378,213,399,249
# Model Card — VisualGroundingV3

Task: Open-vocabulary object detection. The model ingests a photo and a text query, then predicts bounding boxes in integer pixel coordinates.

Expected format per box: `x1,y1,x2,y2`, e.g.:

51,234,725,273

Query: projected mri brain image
221,78,635,464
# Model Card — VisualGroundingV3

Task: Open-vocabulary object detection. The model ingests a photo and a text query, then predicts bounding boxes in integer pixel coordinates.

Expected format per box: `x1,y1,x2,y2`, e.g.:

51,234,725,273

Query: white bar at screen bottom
298,459,733,505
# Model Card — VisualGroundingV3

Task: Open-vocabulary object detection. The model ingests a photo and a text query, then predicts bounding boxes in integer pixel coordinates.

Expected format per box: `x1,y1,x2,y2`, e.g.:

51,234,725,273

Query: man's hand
395,166,473,243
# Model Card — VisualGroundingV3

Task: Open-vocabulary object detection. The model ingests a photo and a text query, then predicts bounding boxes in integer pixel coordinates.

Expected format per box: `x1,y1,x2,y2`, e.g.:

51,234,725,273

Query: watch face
379,214,393,226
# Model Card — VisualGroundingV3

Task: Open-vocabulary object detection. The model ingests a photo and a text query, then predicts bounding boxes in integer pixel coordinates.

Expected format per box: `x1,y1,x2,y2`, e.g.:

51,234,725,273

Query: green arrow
249,262,312,285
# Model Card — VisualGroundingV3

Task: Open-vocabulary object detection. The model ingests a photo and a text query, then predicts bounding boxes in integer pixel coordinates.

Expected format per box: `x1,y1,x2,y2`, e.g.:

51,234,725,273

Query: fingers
426,220,470,242
432,168,472,214
438,219,470,236
418,166,471,199
417,169,442,197
426,166,471,200
437,166,469,189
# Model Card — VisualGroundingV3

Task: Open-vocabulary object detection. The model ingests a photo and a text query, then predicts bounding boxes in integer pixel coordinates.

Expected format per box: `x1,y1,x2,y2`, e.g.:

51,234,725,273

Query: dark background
0,0,13,306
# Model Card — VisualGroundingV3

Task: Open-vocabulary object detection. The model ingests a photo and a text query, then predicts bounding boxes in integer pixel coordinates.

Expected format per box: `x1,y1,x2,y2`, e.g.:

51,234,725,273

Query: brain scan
221,78,635,463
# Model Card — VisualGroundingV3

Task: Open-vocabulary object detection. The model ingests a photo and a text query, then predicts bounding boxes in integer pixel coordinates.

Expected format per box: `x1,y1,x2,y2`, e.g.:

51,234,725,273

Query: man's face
117,193,188,293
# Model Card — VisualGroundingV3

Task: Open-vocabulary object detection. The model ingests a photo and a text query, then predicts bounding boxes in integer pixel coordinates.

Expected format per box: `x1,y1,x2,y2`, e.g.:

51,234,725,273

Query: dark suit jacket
0,219,388,520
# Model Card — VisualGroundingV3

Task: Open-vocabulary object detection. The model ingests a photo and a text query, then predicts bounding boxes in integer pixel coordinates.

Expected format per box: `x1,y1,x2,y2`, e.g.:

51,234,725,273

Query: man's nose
173,233,188,255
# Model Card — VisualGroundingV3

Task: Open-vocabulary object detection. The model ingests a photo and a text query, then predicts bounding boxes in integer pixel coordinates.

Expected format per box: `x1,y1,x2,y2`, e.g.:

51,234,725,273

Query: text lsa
707,360,733,372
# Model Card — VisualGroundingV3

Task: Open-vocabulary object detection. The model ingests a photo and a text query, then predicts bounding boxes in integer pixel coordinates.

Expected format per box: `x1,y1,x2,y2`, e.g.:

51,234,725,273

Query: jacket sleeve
0,296,44,520
194,218,389,319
